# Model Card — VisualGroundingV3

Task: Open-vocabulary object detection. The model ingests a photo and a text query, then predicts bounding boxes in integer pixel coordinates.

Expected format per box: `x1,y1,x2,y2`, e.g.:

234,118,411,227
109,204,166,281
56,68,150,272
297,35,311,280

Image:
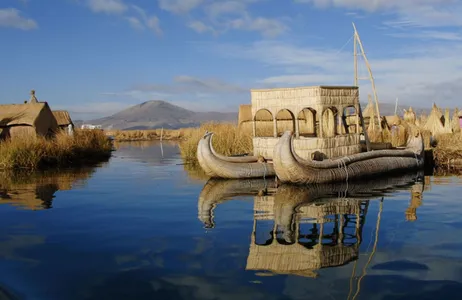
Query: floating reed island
179,87,462,179
0,90,113,170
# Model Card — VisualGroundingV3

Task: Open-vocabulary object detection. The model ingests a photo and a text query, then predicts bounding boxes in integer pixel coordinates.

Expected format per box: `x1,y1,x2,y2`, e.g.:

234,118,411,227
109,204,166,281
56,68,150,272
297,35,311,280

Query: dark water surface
1,141,462,300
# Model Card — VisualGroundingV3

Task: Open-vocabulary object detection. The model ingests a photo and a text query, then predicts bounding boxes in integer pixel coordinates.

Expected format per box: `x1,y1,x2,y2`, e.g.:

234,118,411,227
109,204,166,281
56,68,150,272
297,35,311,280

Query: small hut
52,110,73,130
423,103,451,135
0,102,58,140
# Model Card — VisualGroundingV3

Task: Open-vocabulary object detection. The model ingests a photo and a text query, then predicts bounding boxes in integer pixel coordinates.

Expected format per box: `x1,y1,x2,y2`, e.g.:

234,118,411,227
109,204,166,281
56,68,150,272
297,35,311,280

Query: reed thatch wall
250,86,359,122
253,134,361,159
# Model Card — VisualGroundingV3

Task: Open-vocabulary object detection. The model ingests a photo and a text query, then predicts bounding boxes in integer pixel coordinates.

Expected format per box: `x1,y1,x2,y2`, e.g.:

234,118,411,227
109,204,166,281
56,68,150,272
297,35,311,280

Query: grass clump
178,122,252,163
433,132,462,167
0,129,113,170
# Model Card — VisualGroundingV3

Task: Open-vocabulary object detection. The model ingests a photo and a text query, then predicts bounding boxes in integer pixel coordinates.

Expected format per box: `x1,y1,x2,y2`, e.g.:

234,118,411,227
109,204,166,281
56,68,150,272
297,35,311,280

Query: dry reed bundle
452,108,460,133
403,107,416,124
433,132,462,168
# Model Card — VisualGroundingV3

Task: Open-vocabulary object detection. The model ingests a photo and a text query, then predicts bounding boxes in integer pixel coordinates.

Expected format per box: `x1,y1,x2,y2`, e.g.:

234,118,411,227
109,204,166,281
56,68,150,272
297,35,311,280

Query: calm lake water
1,141,462,300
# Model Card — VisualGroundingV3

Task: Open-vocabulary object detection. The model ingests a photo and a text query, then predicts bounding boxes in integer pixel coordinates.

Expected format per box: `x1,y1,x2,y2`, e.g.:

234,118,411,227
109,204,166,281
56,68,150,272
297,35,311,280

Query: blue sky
1,0,461,120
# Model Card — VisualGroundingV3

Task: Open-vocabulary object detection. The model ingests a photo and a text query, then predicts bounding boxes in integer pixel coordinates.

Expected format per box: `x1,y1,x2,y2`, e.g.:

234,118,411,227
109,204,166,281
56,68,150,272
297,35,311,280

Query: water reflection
0,167,98,210
113,141,180,165
197,172,424,284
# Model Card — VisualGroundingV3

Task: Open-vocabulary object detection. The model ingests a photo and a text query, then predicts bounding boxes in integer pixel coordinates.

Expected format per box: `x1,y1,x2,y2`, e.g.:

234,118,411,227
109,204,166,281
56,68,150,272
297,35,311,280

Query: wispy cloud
160,0,289,37
158,0,204,14
295,0,462,28
83,1,162,35
86,0,127,15
387,30,462,41
203,39,462,107
0,8,37,30
128,75,248,94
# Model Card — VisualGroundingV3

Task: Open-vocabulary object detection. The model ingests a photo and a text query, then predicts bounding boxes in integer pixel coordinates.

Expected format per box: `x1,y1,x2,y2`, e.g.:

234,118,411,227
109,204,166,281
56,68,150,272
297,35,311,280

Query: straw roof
423,103,451,135
383,115,401,126
0,103,48,127
362,96,375,118
403,107,416,124
52,110,73,126
0,102,58,137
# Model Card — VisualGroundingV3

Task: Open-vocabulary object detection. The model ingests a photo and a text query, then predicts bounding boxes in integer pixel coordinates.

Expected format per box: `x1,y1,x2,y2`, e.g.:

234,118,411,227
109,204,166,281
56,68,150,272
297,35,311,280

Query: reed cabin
249,86,362,159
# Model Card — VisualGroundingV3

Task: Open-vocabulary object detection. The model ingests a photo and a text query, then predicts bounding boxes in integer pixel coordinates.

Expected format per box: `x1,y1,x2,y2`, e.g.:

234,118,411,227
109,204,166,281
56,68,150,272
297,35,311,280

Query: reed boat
272,130,425,184
197,131,275,179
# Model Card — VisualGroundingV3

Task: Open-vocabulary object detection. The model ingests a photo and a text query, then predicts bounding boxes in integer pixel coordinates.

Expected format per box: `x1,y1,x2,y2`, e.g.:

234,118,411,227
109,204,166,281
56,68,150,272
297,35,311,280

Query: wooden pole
352,23,382,132
357,101,371,151
160,127,163,141
354,30,358,87
395,97,399,115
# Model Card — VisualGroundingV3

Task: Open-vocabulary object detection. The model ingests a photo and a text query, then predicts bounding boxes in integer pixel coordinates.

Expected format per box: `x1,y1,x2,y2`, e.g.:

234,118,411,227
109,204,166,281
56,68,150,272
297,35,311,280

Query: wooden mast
352,22,382,132
353,24,371,151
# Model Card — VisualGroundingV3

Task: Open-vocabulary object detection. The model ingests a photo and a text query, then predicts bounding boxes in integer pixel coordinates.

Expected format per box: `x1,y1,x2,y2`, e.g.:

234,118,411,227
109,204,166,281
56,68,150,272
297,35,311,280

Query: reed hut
0,102,58,140
423,103,451,135
403,107,416,125
250,86,362,159
361,95,376,128
52,110,73,130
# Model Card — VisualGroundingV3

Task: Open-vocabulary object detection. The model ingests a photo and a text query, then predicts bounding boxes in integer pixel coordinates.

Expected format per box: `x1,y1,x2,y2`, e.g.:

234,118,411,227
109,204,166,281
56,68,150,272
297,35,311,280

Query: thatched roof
52,110,73,126
362,96,375,118
0,103,51,127
383,115,401,126
423,103,451,135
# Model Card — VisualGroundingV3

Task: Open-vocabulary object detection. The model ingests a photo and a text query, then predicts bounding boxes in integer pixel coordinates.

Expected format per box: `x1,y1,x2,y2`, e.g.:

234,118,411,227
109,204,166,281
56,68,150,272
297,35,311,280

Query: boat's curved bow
273,130,425,184
197,131,275,179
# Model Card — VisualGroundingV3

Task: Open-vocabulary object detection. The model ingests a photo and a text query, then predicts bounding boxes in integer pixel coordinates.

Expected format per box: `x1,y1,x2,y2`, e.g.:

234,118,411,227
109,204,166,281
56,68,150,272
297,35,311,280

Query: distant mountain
82,100,431,130
86,100,237,130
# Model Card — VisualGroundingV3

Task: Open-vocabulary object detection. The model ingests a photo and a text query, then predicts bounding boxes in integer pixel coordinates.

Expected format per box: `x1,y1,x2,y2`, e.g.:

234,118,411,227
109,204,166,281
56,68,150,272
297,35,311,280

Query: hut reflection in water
197,172,425,282
0,167,98,210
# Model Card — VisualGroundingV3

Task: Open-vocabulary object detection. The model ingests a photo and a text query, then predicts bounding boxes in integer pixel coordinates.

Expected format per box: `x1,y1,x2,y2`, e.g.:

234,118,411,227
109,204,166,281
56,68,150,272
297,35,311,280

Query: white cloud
295,0,462,28
86,0,127,14
206,39,462,108
188,20,215,34
129,5,163,35
227,14,288,37
0,8,37,30
158,0,204,14
129,75,248,94
387,30,462,41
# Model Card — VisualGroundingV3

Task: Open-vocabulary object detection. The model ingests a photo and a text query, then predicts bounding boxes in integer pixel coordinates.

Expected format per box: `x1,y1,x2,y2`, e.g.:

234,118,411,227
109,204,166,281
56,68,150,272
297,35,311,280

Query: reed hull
197,132,276,179
273,131,425,184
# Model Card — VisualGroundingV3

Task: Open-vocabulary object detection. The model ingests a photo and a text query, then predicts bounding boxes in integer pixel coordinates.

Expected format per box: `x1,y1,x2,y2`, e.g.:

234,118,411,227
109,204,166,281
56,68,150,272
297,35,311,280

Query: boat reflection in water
197,172,425,281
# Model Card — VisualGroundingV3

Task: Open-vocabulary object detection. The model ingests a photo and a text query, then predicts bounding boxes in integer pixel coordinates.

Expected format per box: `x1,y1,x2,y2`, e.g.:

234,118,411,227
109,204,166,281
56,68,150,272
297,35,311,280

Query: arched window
298,108,317,137
343,106,358,134
276,109,295,137
254,109,273,137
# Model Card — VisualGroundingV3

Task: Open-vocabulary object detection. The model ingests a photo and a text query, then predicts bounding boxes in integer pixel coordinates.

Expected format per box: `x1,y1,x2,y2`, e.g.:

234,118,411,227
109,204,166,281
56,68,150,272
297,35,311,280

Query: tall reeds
178,122,253,163
0,129,112,170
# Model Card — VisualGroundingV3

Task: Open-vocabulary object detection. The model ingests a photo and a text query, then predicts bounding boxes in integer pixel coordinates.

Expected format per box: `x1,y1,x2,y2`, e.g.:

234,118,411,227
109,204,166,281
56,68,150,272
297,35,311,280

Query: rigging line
335,34,354,55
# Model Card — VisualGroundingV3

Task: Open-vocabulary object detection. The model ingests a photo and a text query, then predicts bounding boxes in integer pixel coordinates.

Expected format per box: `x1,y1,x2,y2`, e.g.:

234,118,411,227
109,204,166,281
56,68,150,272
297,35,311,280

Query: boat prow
197,131,276,179
273,130,424,184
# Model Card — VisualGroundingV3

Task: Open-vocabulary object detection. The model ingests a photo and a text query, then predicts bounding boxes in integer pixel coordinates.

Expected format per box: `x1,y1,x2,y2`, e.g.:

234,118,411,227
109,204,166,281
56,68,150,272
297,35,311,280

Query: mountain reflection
197,172,425,280
0,168,97,210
